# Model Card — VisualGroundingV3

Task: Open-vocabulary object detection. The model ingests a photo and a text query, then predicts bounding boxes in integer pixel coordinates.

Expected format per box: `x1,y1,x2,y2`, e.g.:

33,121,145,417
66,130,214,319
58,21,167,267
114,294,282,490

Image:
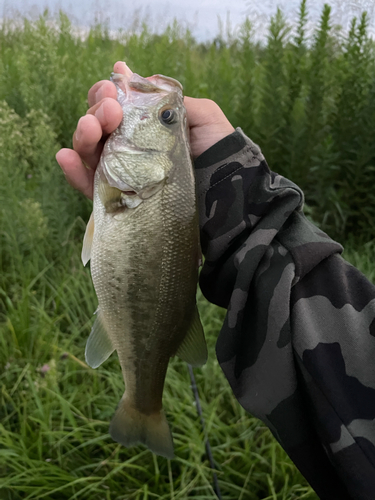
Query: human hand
56,61,234,199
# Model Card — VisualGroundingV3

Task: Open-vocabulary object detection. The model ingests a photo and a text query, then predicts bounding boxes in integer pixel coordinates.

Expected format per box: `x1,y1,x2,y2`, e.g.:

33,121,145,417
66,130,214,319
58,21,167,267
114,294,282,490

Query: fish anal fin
109,394,174,459
176,306,207,367
82,212,95,266
85,310,115,368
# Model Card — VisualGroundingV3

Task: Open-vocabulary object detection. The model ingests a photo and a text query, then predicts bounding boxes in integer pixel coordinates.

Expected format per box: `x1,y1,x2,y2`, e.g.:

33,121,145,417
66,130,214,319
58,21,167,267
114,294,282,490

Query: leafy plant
1,3,375,498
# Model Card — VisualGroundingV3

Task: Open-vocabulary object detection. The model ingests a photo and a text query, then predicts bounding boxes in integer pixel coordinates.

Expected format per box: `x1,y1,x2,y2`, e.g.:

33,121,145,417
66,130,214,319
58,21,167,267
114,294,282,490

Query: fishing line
188,364,222,500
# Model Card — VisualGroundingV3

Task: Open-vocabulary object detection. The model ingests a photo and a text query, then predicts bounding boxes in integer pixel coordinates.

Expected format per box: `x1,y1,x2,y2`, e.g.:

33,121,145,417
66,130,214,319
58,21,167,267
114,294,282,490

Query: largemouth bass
81,64,207,459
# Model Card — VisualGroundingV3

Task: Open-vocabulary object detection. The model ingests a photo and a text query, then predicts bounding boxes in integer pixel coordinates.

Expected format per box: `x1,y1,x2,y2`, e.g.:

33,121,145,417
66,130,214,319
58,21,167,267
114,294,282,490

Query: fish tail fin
109,394,174,459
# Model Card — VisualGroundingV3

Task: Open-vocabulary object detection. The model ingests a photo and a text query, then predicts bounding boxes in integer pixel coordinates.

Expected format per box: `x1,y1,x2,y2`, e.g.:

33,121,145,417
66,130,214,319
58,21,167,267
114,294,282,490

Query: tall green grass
1,3,375,498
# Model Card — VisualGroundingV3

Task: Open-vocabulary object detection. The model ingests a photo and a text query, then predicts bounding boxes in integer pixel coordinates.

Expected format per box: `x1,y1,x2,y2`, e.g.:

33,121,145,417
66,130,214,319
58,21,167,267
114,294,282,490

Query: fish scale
81,65,207,458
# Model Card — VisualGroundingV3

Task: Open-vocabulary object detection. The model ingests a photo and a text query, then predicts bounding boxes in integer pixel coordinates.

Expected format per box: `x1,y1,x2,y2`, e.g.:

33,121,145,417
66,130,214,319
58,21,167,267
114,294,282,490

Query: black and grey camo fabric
194,129,375,500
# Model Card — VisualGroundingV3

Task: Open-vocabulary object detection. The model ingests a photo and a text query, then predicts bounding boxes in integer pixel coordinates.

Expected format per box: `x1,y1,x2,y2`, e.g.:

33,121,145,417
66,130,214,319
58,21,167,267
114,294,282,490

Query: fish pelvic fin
85,309,115,368
176,305,207,367
109,395,174,459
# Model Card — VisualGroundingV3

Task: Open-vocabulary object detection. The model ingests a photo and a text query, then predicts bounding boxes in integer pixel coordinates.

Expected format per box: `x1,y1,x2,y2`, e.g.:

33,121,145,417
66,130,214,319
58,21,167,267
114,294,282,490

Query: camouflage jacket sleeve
194,128,375,500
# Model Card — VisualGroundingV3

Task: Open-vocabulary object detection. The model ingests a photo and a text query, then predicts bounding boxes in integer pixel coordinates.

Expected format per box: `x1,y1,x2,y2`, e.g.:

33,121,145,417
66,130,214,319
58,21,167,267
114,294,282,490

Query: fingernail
95,87,104,103
75,124,81,142
95,103,105,124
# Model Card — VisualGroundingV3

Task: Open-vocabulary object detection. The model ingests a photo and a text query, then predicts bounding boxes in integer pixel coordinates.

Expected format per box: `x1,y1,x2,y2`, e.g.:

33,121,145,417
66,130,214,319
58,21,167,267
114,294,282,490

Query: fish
81,63,207,459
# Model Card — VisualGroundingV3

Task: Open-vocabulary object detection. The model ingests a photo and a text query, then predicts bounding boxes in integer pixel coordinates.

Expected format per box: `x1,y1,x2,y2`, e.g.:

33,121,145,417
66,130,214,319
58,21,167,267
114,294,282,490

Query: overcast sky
1,0,374,41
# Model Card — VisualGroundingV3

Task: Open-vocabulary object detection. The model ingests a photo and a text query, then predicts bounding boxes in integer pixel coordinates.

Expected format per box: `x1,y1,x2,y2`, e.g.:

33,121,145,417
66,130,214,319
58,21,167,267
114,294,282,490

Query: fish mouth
101,162,165,201
122,181,165,200
117,181,164,210
118,143,159,155
116,181,164,200
111,68,183,95
101,161,138,193
122,189,137,196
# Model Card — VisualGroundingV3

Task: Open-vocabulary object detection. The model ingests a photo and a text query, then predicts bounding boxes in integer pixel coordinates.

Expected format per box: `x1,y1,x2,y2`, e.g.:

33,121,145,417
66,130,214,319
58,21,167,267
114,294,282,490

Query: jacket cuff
194,128,248,170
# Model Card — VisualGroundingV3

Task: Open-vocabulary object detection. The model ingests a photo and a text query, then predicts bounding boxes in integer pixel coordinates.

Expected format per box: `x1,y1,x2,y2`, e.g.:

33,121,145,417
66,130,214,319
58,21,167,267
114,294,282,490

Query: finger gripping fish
81,64,207,459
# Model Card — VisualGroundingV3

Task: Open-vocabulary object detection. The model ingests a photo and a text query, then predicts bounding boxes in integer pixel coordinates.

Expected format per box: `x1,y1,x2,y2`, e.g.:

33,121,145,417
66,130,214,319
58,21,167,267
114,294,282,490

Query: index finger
88,62,129,107
88,80,118,107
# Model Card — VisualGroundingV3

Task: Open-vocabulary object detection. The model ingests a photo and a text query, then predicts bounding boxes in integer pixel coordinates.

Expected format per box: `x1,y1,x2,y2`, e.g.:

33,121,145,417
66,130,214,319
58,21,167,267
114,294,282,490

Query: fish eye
160,109,177,125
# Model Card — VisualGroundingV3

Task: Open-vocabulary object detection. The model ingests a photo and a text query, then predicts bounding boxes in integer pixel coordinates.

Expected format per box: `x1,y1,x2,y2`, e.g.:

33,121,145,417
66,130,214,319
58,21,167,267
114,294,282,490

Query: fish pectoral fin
98,180,123,213
176,305,207,367
81,212,95,266
85,310,115,368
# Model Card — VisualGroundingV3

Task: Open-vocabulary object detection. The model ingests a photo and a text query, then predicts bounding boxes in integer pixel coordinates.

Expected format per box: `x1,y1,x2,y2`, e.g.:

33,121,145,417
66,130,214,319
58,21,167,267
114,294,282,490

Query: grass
1,3,375,498
4,233,374,500
0,269,319,499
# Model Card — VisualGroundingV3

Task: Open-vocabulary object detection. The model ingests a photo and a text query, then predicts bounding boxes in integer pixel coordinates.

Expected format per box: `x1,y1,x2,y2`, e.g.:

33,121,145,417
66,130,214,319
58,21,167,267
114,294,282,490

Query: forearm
195,128,342,308
194,129,375,499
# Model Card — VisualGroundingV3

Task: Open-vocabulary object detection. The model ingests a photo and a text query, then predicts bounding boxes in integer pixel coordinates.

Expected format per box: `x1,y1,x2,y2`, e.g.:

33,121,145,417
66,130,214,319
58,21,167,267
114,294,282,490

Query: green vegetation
0,2,375,498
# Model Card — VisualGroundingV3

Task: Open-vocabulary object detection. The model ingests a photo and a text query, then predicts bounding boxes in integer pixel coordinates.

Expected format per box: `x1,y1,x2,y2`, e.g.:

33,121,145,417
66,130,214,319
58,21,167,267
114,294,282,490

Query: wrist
194,128,246,169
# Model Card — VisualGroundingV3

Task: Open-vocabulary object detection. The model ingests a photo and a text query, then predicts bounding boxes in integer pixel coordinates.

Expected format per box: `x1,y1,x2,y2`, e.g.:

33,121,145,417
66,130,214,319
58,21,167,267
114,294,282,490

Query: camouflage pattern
194,129,375,500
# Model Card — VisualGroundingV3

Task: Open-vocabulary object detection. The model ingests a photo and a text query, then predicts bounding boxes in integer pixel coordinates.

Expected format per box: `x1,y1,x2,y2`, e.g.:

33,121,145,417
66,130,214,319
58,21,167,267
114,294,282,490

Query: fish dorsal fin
82,212,95,266
176,306,207,367
85,309,115,368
